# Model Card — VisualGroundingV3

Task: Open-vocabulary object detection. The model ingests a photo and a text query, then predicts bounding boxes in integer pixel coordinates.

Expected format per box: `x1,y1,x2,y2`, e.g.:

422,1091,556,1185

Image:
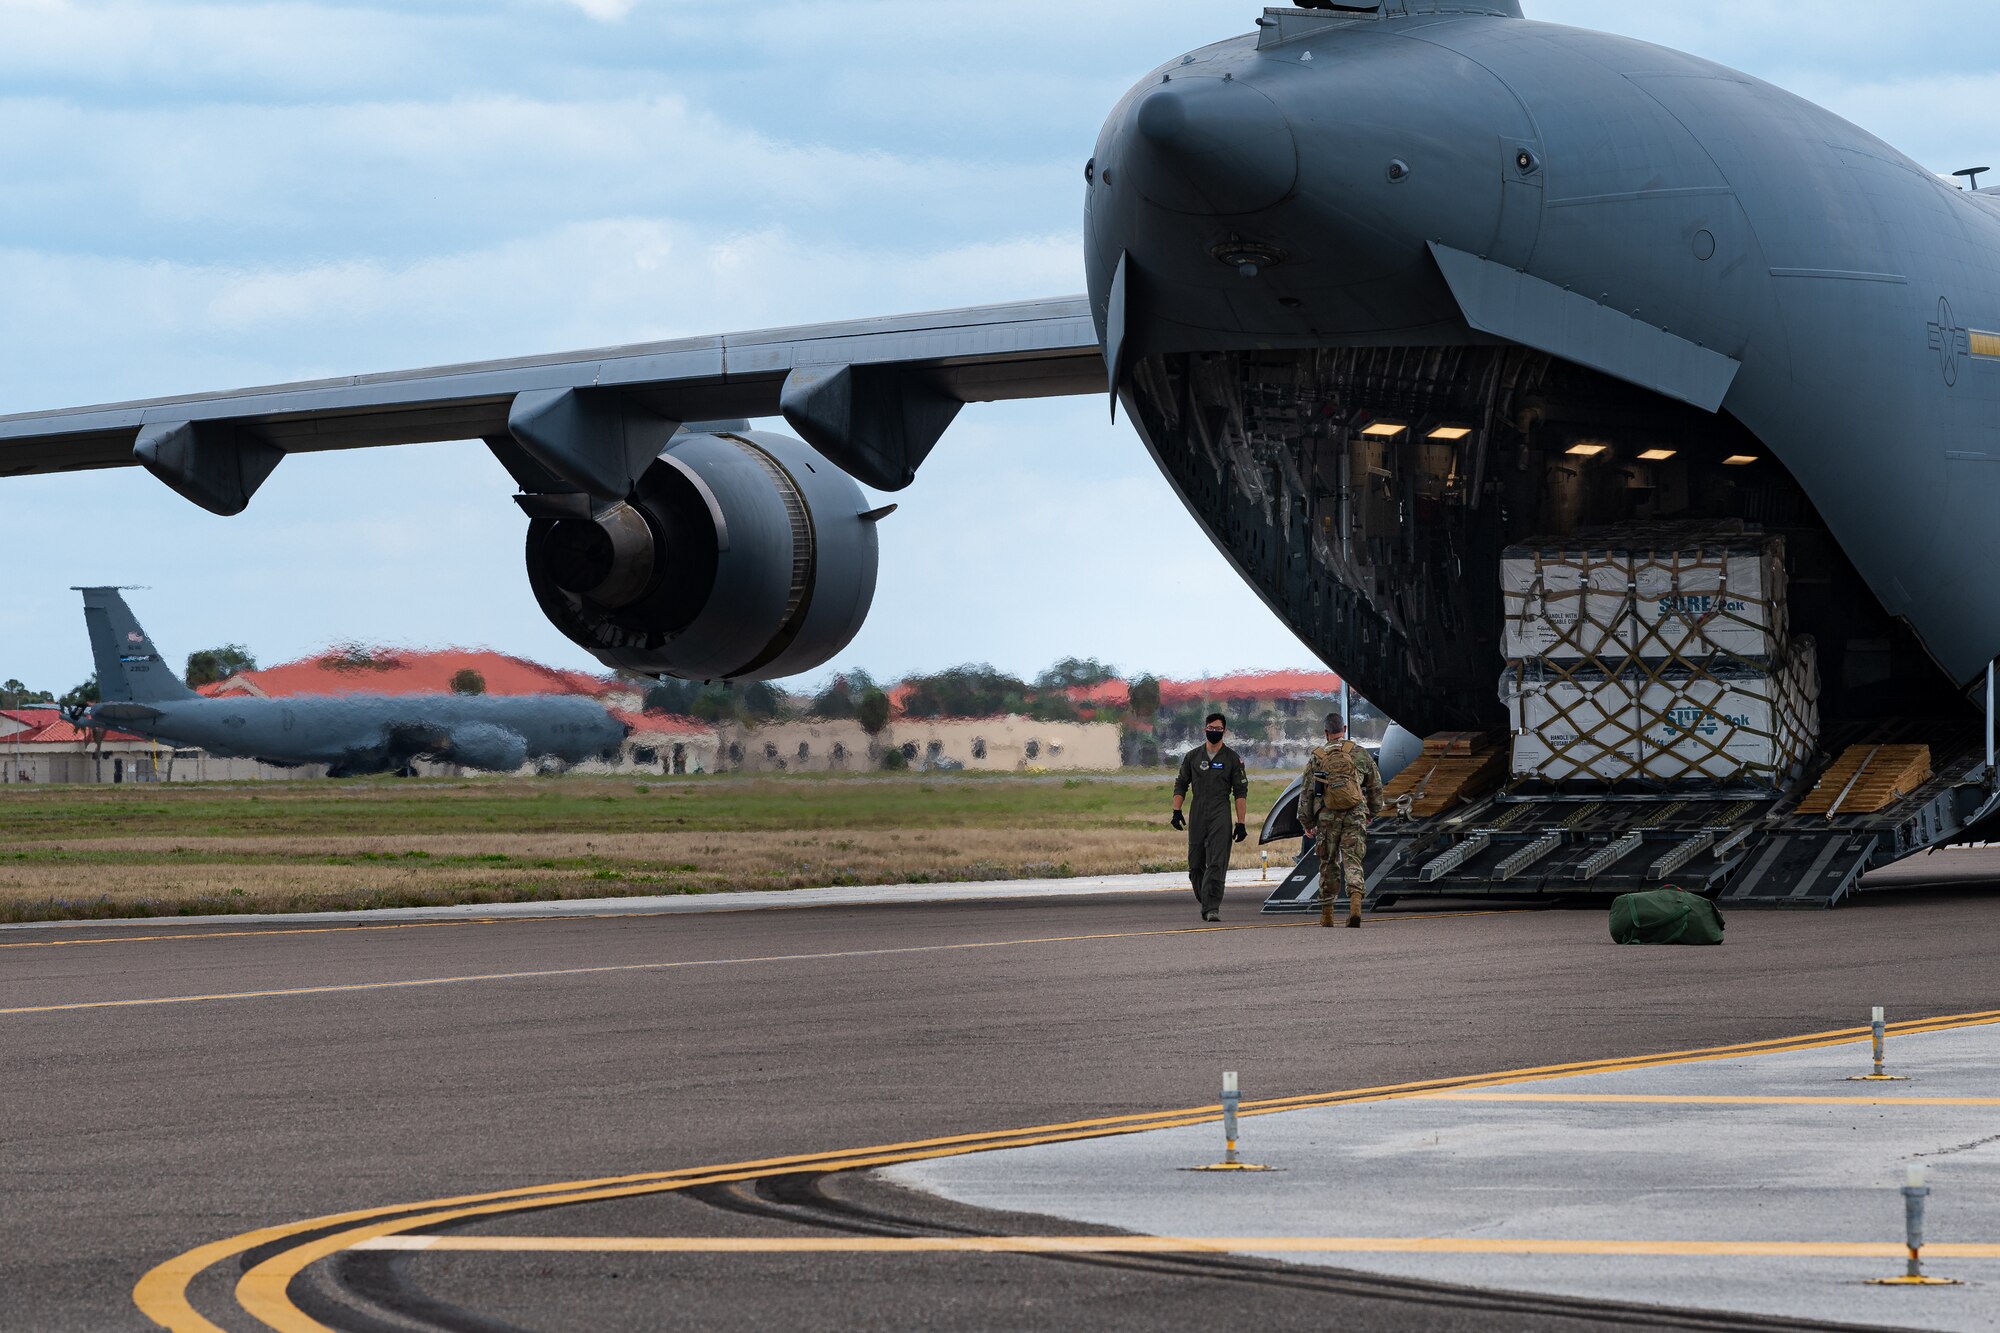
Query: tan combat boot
1319,888,1335,927
1346,889,1363,927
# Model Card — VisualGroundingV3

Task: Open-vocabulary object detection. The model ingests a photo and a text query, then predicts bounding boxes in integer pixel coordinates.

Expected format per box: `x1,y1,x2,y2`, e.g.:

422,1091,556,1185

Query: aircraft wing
0,297,1101,509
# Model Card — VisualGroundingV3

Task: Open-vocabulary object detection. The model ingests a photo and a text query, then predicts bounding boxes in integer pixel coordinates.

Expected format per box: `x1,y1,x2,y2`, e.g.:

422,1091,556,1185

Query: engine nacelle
525,429,880,681
444,722,531,773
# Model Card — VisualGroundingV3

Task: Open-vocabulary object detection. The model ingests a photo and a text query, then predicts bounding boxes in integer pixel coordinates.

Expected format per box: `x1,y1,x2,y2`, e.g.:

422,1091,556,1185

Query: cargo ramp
1261,721,1999,913
1264,523,2000,913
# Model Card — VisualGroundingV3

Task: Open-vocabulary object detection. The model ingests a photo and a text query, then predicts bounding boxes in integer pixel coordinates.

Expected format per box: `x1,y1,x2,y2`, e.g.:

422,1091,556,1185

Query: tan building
618,713,724,775
0,711,316,784
889,716,1121,772
0,701,1116,784
697,715,1121,773
712,719,876,773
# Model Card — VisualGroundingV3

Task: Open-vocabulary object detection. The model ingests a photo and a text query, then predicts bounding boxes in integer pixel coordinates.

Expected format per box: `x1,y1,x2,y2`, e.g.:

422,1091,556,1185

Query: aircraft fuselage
99,693,627,776
1085,3,2000,734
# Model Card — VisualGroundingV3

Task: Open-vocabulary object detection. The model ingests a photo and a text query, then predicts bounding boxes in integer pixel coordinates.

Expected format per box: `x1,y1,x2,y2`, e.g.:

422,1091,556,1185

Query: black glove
1233,821,1248,843
1171,810,1186,831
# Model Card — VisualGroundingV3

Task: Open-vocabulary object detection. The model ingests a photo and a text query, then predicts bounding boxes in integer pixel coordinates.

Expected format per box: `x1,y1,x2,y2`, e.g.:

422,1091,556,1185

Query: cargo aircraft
75,588,628,777
3,1,1996,903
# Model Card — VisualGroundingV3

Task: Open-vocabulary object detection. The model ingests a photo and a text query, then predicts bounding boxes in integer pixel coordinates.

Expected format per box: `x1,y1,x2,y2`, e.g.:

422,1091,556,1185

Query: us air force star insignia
1928,297,1969,387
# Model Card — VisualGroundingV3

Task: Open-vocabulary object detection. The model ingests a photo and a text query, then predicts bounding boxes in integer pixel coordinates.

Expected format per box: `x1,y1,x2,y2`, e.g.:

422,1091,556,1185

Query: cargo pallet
1261,717,2000,914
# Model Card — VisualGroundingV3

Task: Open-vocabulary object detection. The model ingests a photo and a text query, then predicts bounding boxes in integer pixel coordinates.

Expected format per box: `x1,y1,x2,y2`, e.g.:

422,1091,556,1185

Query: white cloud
0,223,1082,409
0,92,1060,265
849,403,1322,683
5,0,1996,694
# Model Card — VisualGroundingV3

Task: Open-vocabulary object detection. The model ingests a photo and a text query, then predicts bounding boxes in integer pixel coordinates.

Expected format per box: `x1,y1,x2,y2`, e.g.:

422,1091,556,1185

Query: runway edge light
1868,1163,1962,1286
1182,1070,1273,1173
1849,1005,1908,1082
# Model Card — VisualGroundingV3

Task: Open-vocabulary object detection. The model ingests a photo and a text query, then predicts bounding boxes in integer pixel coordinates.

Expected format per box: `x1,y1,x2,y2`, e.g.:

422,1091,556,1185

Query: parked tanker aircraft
5,2,1998,894
77,588,628,777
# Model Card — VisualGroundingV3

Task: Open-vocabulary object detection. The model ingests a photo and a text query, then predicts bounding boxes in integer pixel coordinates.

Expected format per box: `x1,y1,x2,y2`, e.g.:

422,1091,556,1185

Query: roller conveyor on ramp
1261,719,2000,914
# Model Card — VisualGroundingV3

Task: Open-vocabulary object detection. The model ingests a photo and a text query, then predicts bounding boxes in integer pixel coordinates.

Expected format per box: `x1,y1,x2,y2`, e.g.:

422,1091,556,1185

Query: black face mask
1205,729,1225,743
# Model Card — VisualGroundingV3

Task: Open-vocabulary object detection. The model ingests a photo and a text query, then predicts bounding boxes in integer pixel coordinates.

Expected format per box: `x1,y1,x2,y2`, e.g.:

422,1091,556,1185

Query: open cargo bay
1263,720,1995,911
1263,522,2000,912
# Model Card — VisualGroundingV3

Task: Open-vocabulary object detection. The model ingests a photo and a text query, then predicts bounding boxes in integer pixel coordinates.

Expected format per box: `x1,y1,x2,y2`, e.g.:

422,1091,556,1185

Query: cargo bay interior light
1426,424,1474,441
1566,442,1610,457
1723,454,1760,466
1358,418,1409,439
1637,448,1678,461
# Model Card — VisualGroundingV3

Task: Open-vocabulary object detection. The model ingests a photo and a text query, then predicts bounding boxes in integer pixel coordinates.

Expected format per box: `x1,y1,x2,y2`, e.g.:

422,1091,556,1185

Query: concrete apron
887,1022,2000,1331
0,867,1275,931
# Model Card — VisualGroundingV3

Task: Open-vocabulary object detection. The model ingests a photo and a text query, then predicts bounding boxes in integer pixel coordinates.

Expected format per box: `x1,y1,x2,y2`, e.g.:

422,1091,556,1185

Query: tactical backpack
1608,887,1726,946
1317,741,1366,813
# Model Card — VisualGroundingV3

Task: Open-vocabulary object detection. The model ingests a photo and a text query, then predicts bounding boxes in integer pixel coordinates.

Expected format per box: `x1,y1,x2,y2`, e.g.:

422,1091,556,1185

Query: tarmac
6,857,1999,1330
0,867,1268,932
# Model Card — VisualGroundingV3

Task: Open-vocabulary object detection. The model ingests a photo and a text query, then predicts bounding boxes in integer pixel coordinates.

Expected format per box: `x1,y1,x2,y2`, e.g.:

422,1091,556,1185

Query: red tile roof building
1159,670,1345,705
1067,670,1346,711
1,707,170,784
203,649,614,700
889,670,1346,720
0,709,142,746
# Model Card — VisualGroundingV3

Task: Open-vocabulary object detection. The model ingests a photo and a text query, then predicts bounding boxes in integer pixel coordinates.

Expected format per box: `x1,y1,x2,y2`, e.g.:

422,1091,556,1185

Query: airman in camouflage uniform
1299,712,1384,928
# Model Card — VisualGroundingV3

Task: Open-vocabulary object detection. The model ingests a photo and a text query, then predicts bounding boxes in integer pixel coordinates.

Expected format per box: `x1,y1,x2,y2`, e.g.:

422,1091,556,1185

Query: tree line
636,657,1167,737
7,646,1296,765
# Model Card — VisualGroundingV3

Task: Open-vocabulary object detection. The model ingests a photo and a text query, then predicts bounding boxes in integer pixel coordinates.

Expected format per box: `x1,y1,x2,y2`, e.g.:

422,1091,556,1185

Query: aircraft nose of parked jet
1126,77,1297,216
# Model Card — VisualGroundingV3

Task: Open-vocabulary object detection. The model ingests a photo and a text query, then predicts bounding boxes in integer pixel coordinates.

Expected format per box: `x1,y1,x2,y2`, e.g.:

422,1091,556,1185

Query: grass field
0,772,1287,922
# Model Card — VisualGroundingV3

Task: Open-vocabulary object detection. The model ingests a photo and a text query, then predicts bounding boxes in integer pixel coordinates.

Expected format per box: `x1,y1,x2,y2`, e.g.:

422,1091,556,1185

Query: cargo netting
1500,522,1821,793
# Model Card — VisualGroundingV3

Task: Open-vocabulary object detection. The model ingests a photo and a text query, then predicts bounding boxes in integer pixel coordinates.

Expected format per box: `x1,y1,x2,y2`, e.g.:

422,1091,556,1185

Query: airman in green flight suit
1172,711,1249,922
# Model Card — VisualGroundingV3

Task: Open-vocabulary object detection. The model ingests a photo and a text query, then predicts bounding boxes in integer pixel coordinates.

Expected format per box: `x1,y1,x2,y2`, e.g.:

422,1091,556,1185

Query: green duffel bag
1609,887,1726,945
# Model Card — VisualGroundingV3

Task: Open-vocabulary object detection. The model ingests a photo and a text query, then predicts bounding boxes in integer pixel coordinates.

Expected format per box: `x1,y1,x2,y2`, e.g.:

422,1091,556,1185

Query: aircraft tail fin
77,587,195,703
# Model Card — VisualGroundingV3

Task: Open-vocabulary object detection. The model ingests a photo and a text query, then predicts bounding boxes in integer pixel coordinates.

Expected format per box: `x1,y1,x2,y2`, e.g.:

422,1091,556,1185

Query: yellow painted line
1239,1008,2000,1112
351,1234,2000,1260
1428,1092,2000,1107
137,1007,2000,1333
230,1124,1236,1330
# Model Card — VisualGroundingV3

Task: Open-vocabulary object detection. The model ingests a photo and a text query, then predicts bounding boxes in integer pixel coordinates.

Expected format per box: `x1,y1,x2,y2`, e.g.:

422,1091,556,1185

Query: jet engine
524,429,881,681
444,722,531,773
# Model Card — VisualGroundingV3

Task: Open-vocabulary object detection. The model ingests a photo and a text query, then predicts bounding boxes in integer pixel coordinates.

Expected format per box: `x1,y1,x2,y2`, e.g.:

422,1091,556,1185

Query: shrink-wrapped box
1501,525,1788,664
1502,638,1820,790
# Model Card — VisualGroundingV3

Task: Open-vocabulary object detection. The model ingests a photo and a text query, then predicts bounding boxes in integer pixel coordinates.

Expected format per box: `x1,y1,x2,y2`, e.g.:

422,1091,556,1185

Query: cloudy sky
0,0,1988,695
